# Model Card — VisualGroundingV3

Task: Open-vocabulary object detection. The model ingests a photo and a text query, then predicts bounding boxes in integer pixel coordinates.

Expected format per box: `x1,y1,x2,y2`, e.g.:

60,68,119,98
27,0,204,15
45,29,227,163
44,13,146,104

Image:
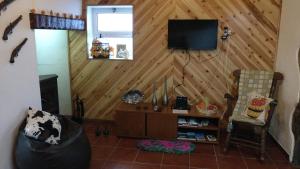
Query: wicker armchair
223,69,283,161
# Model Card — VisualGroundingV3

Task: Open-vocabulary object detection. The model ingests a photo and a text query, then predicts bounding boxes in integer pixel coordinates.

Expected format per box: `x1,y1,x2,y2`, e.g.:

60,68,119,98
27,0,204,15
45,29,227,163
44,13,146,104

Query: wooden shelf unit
176,106,223,144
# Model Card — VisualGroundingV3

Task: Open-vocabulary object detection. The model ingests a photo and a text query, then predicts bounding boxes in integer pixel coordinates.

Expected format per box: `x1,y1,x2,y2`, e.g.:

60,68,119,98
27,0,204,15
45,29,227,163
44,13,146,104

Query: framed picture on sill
116,44,129,59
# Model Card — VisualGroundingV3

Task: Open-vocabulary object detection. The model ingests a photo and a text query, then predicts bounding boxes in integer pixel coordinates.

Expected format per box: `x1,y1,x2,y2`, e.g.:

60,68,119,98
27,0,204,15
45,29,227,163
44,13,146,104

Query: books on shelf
195,133,205,141
178,117,187,126
177,131,217,142
177,136,196,141
189,118,198,126
206,135,217,141
200,120,209,127
177,118,211,127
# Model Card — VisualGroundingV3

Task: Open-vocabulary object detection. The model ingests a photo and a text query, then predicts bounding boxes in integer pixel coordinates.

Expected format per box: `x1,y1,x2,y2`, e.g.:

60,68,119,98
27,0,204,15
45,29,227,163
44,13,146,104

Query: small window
98,13,132,32
87,5,133,60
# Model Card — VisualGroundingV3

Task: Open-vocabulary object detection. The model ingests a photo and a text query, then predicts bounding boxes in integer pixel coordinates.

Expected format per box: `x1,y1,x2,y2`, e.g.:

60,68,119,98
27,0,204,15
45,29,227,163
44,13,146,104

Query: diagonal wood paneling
69,0,281,120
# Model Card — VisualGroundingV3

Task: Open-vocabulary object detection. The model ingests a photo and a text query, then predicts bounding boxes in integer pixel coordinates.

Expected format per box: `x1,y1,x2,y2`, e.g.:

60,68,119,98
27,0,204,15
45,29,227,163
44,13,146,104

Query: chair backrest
233,70,283,99
231,69,283,122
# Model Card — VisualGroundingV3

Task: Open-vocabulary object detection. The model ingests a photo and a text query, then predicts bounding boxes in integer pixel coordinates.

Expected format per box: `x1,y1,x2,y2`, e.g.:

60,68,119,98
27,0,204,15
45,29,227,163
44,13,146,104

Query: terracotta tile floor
84,122,295,169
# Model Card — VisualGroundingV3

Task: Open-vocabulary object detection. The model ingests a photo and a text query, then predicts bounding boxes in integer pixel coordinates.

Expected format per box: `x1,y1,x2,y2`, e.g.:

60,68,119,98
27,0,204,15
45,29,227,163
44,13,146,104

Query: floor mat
137,139,195,154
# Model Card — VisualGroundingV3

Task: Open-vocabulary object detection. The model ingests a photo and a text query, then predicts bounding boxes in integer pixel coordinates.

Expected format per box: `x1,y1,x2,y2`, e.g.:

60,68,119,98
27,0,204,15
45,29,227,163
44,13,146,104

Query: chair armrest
224,93,237,100
223,93,237,121
270,100,278,107
264,100,278,128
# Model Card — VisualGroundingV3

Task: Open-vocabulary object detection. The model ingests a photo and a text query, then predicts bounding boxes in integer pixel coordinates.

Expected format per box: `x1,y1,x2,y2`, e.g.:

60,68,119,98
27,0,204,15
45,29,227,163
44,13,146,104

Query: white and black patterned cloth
24,107,61,144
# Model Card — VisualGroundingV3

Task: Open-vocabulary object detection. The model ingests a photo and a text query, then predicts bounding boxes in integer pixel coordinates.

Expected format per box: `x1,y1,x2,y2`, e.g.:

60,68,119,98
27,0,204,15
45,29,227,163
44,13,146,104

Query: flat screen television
168,19,218,50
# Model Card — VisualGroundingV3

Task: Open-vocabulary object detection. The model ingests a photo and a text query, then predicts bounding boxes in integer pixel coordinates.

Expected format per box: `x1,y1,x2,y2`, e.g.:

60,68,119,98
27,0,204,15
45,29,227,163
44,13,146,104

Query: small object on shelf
10,38,28,63
174,96,188,110
200,120,209,127
0,0,15,15
195,133,205,141
103,127,110,136
206,135,216,142
121,90,144,104
2,14,23,41
178,117,187,126
90,37,111,59
151,81,158,106
188,118,199,126
177,135,187,140
177,131,186,137
153,105,159,112
95,127,101,137
162,76,168,106
173,96,189,113
196,101,218,115
186,132,196,138
39,14,47,28
172,109,188,114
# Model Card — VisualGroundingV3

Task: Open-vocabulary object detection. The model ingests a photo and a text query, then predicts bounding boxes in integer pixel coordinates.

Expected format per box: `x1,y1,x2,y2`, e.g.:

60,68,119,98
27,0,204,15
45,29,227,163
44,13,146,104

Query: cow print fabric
24,107,61,144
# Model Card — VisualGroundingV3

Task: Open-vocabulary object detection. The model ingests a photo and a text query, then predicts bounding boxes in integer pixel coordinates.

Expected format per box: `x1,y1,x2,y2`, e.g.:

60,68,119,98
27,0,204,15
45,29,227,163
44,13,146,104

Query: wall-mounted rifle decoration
2,15,22,41
10,38,28,63
0,0,15,15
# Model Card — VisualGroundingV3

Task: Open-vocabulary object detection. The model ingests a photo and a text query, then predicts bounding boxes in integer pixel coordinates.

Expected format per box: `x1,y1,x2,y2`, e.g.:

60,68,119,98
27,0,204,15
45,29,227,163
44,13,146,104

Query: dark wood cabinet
147,112,177,139
115,103,177,140
39,74,59,114
115,109,146,138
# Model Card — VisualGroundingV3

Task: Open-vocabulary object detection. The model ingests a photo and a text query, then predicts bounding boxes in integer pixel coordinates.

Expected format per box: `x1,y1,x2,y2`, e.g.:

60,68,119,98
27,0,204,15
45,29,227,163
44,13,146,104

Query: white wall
271,0,300,161
0,0,81,168
36,30,73,115
0,1,41,169
35,0,82,16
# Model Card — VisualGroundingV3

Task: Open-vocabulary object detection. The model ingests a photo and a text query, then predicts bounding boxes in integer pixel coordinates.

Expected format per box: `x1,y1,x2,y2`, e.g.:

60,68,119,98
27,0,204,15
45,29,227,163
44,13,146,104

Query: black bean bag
15,117,91,169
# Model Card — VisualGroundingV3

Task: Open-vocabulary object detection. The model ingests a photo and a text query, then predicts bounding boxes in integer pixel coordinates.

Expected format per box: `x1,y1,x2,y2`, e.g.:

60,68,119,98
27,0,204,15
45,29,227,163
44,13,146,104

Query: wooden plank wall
69,0,282,120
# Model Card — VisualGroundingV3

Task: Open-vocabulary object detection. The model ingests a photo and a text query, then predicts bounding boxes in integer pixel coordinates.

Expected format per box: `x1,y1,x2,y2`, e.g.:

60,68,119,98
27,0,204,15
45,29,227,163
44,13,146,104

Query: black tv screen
168,19,218,50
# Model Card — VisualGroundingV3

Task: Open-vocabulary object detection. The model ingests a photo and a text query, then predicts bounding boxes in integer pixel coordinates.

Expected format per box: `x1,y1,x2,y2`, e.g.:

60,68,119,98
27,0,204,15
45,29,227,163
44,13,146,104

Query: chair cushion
242,92,272,123
24,107,62,144
230,115,265,126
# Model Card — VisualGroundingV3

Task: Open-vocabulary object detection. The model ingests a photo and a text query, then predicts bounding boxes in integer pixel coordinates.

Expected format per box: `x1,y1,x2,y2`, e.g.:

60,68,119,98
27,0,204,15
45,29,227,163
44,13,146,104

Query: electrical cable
172,27,232,96
223,36,231,93
173,50,191,95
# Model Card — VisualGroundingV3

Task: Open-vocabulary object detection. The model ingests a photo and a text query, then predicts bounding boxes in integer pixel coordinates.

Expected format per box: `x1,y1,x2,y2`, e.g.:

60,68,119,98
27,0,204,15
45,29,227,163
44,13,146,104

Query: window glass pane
98,14,133,32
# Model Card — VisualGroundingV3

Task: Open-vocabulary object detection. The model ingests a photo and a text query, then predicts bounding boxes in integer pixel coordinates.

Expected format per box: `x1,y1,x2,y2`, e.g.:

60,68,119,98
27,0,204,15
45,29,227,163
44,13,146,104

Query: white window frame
91,6,133,39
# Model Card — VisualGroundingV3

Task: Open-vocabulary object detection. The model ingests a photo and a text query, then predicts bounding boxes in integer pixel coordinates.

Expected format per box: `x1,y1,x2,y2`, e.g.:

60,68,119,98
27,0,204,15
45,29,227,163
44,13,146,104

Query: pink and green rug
137,139,195,154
